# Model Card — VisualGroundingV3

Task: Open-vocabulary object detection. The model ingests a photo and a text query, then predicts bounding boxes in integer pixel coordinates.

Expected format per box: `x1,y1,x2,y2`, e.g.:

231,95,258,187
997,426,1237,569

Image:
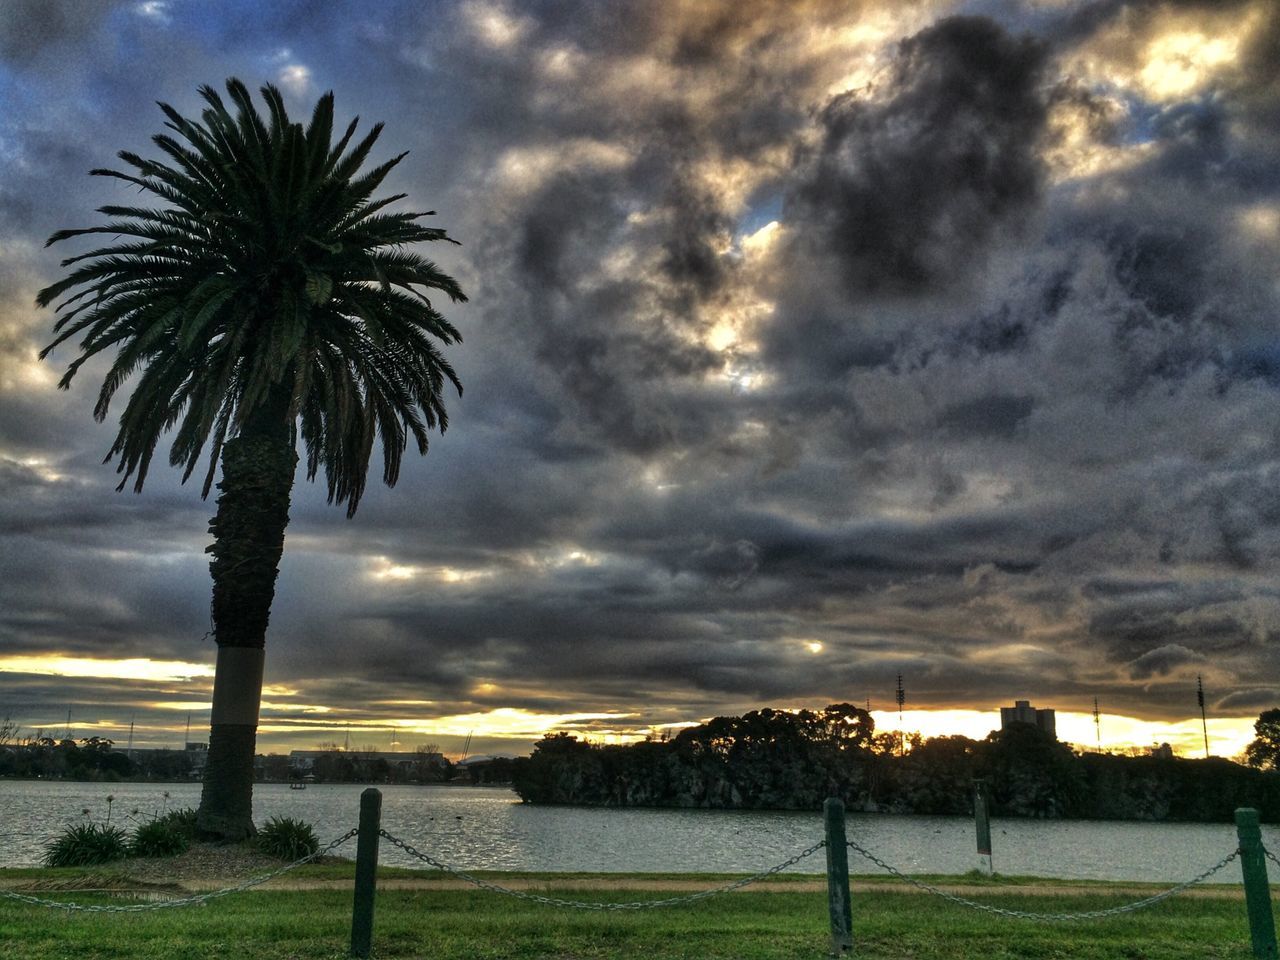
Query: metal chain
1265,846,1279,869
0,828,358,914
377,828,826,911
845,839,1240,922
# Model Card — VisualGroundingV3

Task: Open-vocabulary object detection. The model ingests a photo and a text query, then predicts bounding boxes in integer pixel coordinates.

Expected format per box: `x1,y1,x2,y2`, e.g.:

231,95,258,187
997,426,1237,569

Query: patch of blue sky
738,191,783,237
1227,341,1280,389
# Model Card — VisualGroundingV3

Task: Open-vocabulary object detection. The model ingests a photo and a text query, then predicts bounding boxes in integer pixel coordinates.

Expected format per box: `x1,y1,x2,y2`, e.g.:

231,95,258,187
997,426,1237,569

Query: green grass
0,870,1264,959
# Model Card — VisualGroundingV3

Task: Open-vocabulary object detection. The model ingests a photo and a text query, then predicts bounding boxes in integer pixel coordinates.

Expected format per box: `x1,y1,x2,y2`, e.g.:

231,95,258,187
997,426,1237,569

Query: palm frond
39,77,464,514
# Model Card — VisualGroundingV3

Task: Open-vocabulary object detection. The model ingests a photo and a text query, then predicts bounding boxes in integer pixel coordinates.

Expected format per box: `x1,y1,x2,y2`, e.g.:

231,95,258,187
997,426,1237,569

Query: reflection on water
2,780,1272,882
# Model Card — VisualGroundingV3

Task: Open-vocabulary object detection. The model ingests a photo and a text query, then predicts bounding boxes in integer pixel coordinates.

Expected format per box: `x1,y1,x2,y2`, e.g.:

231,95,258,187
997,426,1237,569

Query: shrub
130,818,192,858
153,807,198,837
43,822,129,866
256,816,319,860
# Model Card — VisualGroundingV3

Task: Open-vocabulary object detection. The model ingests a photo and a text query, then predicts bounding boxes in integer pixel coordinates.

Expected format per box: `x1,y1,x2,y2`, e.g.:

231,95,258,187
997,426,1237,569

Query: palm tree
37,79,465,839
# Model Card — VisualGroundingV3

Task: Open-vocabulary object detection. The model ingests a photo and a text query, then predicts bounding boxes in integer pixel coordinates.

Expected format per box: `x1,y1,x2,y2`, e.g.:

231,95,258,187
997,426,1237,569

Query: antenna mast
1197,675,1209,758
1093,697,1101,752
895,674,905,757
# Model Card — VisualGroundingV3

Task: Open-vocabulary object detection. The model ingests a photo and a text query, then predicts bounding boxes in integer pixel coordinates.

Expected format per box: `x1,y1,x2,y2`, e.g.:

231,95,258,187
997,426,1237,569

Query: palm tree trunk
196,395,298,840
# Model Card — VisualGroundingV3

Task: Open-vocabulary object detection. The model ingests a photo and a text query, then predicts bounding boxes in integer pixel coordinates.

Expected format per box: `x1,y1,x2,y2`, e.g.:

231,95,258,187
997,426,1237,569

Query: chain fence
378,828,827,911
0,828,357,914
4,820,1275,925
844,838,1242,922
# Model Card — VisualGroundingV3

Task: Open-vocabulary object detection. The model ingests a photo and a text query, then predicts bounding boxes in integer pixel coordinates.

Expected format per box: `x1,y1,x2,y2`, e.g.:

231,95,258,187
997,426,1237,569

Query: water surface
2,780,1272,883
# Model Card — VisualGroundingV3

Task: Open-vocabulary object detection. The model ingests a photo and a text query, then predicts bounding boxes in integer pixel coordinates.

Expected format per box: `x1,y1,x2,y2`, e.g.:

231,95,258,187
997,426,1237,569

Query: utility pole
1197,676,1209,759
896,675,905,757
127,714,135,759
1093,697,1101,752
185,712,191,748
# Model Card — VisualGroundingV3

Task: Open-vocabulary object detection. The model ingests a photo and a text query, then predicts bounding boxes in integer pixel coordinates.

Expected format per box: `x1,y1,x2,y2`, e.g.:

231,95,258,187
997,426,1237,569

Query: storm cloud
1,0,1278,756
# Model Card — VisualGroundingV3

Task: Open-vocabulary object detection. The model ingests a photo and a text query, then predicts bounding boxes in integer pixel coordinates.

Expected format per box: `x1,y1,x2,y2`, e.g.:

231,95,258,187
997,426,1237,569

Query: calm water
2,780,1274,882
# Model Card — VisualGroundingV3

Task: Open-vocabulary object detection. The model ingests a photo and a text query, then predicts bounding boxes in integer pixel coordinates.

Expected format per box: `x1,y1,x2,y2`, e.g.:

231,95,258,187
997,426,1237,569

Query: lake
1,780,1273,882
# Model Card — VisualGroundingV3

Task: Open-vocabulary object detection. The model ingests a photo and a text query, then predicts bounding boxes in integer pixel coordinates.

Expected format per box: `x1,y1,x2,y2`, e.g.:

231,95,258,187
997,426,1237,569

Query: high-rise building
999,700,1056,739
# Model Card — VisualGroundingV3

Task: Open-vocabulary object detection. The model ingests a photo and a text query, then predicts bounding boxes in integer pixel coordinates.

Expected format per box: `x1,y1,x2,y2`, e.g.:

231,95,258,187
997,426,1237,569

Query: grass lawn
0,866,1268,959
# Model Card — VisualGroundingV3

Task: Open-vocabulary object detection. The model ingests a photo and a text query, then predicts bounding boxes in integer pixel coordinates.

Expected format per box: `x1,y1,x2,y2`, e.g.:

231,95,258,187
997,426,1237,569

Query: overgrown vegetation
43,805,201,864
41,823,129,867
255,816,319,861
129,808,198,858
512,703,1280,821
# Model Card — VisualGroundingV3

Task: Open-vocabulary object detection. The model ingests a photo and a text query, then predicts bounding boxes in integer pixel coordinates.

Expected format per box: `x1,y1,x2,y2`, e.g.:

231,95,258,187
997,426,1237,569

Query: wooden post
1235,808,1277,960
350,788,383,959
973,778,993,874
824,797,853,955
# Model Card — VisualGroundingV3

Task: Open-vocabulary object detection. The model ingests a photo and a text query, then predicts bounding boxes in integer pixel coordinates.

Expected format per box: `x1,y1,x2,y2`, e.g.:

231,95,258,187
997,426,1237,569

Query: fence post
350,788,383,959
973,778,993,874
1235,808,1277,960
824,797,853,955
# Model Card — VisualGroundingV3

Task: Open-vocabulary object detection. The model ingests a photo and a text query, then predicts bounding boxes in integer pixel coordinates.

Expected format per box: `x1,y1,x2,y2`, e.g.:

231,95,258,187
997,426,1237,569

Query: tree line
0,736,194,782
510,704,1280,822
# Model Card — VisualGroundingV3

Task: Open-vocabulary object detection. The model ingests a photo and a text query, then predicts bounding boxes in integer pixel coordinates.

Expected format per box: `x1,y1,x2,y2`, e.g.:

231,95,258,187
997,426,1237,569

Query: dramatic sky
2,0,1279,759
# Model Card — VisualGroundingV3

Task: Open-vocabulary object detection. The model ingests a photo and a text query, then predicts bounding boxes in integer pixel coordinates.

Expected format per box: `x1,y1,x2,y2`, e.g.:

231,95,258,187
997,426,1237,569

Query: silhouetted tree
1246,708,1280,771
38,79,465,839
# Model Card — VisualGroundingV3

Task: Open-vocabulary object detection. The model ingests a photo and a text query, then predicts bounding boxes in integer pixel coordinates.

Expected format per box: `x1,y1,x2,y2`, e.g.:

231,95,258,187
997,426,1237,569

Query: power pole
1197,676,1209,759
895,675,905,757
1093,697,1101,752
185,712,191,748
127,714,135,759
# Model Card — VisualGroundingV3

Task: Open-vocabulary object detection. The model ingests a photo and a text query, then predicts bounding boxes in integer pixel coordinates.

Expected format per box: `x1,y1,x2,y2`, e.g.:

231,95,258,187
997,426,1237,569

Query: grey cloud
4,0,1280,749
1127,643,1205,680
785,15,1049,295
1215,689,1280,712
0,0,124,66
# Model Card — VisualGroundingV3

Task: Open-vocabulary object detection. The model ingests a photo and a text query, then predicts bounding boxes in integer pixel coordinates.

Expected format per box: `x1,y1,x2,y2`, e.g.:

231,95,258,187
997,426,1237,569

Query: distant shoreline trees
511,704,1280,822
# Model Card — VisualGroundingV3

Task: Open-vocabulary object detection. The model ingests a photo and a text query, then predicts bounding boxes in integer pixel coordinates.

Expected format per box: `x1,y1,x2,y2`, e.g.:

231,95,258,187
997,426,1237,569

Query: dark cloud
0,0,124,66
786,15,1049,294
2,0,1280,756
1127,643,1205,680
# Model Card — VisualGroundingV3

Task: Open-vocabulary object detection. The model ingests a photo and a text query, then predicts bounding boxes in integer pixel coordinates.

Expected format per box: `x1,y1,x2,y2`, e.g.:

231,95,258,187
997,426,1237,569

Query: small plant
43,822,129,866
154,807,198,836
255,816,319,861
130,818,191,858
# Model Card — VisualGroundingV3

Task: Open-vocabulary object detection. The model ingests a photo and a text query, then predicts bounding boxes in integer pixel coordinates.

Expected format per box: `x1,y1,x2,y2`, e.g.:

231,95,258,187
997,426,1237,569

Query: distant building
288,748,447,776
1000,700,1056,739
185,741,208,777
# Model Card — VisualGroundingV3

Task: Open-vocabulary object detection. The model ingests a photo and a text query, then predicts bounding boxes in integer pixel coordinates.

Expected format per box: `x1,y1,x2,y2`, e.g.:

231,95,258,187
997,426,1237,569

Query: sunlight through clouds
0,655,213,682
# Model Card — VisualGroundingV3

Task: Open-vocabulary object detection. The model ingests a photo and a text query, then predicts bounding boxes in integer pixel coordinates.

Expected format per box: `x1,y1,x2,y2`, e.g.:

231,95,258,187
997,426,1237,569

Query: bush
153,807,198,837
129,817,192,858
256,816,319,860
43,822,129,866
